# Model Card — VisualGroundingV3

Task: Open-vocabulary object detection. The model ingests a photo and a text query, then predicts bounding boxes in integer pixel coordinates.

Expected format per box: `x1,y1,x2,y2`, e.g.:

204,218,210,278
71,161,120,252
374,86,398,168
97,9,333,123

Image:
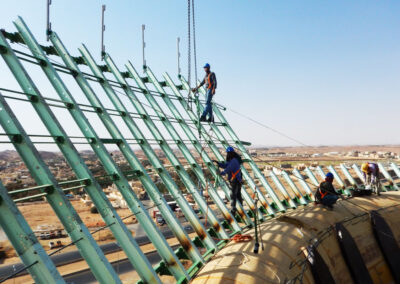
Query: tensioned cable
226,107,308,147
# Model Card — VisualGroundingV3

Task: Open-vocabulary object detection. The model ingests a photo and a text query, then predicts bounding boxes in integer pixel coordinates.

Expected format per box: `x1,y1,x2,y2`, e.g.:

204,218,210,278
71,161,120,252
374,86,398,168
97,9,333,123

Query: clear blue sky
1,1,399,149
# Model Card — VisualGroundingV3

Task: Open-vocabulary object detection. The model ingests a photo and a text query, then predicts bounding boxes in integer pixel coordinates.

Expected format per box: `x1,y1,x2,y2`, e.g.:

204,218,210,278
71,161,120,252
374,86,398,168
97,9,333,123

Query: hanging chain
192,0,198,88
187,0,192,110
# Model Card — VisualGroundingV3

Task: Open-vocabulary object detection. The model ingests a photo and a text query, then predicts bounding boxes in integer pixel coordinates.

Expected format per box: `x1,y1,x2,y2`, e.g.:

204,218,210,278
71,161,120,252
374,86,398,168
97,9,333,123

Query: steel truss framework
0,17,399,284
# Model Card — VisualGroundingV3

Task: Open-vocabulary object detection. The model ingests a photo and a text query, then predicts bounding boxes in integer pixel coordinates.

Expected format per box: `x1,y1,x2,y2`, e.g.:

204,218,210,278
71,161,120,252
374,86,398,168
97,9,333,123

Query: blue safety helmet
326,172,334,179
203,63,210,68
226,146,234,153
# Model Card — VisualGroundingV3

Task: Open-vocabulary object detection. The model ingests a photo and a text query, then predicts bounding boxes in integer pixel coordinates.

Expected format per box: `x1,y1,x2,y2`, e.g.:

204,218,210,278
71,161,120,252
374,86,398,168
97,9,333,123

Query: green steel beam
378,162,399,190
315,166,327,181
327,165,346,189
352,164,365,182
175,77,273,216
0,90,120,283
23,32,163,284
304,167,320,187
164,74,275,217
126,64,236,236
268,171,297,208
0,179,65,283
280,171,308,205
125,61,248,225
292,169,314,200
0,25,163,284
73,45,207,269
148,68,269,220
321,166,351,195
99,52,247,230
49,32,210,262
85,52,227,244
180,78,287,213
390,163,400,180
352,163,388,192
13,17,188,280
340,164,359,187
126,64,250,227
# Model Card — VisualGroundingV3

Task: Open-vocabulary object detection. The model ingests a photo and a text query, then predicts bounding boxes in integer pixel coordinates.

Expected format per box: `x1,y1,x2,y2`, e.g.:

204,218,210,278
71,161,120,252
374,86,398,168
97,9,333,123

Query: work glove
212,160,219,164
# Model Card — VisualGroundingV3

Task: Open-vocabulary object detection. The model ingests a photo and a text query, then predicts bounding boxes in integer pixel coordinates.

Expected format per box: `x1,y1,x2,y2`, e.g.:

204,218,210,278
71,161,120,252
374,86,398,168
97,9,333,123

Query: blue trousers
201,89,214,119
321,195,338,206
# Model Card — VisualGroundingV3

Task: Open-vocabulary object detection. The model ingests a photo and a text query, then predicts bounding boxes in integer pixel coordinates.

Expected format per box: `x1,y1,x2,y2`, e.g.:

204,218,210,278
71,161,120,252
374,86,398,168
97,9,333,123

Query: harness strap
207,73,213,89
231,169,241,181
319,188,328,199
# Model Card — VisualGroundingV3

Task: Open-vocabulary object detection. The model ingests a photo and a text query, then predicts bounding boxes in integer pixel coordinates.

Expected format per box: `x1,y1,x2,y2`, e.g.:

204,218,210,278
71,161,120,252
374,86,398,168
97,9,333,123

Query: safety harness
319,188,328,199
206,73,215,90
231,168,241,182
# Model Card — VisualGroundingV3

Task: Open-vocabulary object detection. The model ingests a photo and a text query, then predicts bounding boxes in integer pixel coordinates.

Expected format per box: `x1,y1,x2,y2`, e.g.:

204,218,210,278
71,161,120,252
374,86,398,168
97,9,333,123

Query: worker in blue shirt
214,146,243,215
192,63,217,123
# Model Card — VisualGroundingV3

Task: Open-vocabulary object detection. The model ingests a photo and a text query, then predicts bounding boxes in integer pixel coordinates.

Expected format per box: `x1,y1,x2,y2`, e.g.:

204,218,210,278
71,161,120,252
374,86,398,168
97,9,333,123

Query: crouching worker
214,146,243,215
315,172,342,209
361,162,381,195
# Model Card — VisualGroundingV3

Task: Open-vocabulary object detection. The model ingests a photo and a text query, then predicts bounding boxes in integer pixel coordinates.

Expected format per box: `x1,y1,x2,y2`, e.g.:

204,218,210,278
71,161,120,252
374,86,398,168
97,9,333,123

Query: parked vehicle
155,213,166,226
49,240,63,249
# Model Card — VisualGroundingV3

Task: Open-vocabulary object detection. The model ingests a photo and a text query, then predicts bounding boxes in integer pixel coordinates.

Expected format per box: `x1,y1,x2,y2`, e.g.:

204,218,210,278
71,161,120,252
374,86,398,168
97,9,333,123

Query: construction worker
192,63,217,122
315,172,342,209
214,146,243,215
361,162,381,194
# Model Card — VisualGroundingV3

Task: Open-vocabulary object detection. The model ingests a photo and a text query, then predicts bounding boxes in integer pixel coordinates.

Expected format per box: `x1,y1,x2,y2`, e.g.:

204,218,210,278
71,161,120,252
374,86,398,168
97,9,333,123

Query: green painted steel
280,171,308,205
328,165,346,189
352,164,365,182
268,171,297,208
50,32,208,265
180,78,286,213
149,69,267,223
315,166,327,181
44,32,162,284
378,162,399,190
324,166,351,196
99,54,221,247
0,26,162,284
13,17,188,280
390,163,400,180
170,79,263,221
74,46,205,270
0,179,65,283
176,78,268,218
304,167,320,187
127,64,248,230
149,70,247,228
2,16,397,284
340,164,359,187
292,169,314,200
0,87,120,283
115,64,233,238
49,31,208,264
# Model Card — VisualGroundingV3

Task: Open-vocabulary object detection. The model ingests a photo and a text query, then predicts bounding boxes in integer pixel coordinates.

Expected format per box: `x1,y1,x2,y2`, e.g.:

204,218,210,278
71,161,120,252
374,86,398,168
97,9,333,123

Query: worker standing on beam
192,63,217,122
214,146,243,215
361,162,381,195
315,172,343,209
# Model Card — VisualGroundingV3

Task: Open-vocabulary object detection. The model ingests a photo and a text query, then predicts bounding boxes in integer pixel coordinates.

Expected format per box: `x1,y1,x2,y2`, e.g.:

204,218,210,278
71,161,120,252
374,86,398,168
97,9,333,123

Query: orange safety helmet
361,163,369,173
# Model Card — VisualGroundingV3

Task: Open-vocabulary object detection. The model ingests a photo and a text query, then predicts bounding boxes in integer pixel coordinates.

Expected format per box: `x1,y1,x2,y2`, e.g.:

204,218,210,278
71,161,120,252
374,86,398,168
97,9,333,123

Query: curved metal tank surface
191,192,400,284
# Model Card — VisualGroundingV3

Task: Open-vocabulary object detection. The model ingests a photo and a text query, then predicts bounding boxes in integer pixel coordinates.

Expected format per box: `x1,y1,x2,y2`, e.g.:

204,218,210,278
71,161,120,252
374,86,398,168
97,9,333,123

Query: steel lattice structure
0,17,399,284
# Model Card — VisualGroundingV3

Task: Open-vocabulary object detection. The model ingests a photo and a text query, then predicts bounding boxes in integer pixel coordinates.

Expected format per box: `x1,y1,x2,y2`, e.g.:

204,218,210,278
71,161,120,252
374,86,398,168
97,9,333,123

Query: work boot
207,116,214,123
199,116,206,122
